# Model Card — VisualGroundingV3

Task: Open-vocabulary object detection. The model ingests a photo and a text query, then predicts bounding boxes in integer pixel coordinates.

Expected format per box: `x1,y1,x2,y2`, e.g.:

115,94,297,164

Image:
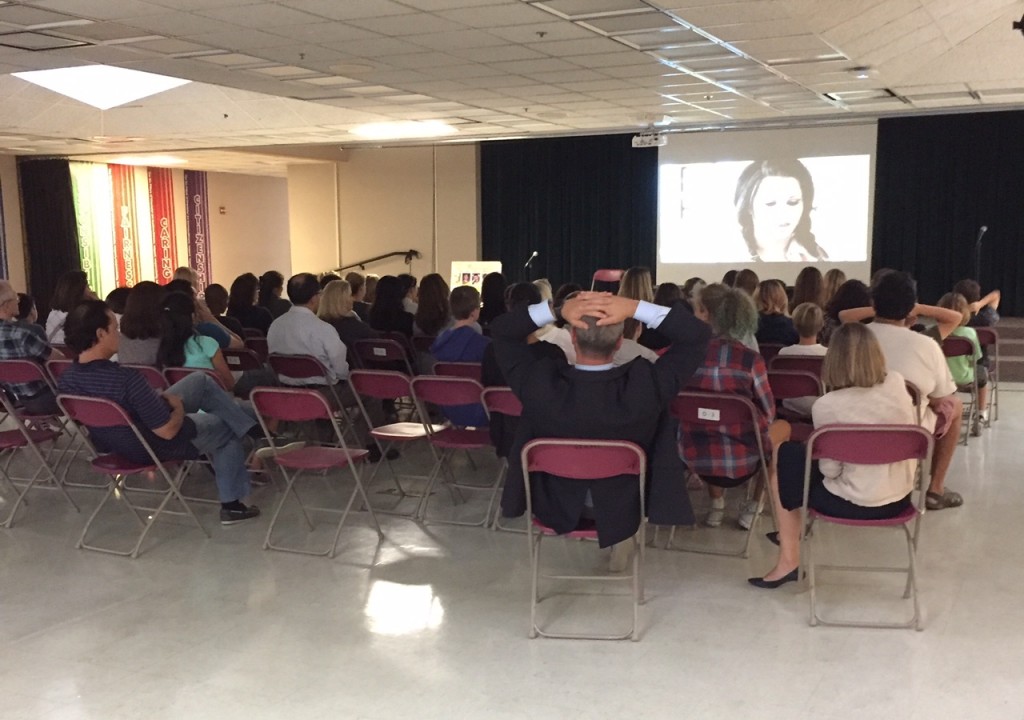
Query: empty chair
590,269,624,290
800,424,934,630
244,336,269,363
223,348,264,372
482,386,523,532
352,338,415,376
522,437,646,641
758,343,785,367
973,326,999,422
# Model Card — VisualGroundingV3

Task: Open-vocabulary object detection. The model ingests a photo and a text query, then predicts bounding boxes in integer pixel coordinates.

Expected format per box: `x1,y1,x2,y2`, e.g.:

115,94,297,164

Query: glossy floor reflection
2,390,1024,719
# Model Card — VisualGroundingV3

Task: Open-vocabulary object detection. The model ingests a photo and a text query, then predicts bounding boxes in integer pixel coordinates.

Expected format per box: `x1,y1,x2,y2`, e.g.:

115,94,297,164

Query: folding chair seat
433,361,483,382
940,336,978,445
250,387,381,558
668,390,771,558
758,343,785,367
348,369,443,515
522,438,646,641
0,391,77,527
799,424,933,630
973,327,998,422
767,370,823,442
57,394,208,558
410,375,498,526
223,348,265,372
411,335,436,354
769,354,824,376
163,366,227,391
481,386,524,532
590,268,623,290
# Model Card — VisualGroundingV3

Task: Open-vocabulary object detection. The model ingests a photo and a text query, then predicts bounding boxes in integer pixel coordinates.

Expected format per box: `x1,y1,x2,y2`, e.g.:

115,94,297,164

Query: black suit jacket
492,304,710,546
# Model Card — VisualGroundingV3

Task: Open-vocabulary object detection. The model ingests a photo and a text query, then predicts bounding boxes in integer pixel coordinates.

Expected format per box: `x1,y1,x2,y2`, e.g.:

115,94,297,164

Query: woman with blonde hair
618,266,654,303
750,322,916,588
319,279,378,350
822,268,846,307
754,279,798,346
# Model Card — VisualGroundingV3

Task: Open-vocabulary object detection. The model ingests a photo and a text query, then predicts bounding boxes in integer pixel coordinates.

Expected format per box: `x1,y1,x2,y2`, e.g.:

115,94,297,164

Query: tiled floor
2,390,1024,719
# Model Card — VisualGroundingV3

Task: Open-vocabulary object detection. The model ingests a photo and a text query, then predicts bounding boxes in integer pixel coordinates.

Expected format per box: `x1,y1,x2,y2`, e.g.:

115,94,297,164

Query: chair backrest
769,354,824,375
767,370,823,400
223,348,264,372
758,343,785,366
58,394,133,429
250,387,333,423
122,364,170,391
482,386,522,417
411,375,484,409
51,343,78,359
434,361,483,382
973,327,997,348
671,390,760,427
522,438,645,480
590,269,624,289
349,369,413,400
163,366,225,390
244,336,269,362
46,358,74,384
352,338,414,374
268,353,330,381
0,358,54,390
807,424,933,466
242,328,265,339
941,336,974,359
411,335,436,353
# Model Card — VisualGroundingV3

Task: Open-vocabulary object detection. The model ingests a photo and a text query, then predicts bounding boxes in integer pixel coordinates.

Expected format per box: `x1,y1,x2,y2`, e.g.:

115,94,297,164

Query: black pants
776,441,910,519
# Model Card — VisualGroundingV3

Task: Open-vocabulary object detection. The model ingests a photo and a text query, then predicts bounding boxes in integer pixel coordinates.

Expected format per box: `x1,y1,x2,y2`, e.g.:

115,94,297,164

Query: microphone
976,225,988,247
523,250,538,269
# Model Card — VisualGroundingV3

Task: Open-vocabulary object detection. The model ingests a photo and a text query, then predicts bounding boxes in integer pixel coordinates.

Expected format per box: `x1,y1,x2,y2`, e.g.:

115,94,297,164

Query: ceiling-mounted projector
632,132,667,148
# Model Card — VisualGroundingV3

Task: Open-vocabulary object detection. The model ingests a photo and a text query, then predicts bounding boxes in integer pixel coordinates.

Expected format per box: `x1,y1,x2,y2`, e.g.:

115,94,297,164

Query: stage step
994,318,1024,382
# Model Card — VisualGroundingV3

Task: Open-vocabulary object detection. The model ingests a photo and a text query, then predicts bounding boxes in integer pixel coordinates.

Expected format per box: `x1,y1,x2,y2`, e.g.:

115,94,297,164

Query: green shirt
945,326,981,386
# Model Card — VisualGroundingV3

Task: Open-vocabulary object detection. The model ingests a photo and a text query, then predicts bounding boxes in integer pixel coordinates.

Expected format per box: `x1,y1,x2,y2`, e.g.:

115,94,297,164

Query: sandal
926,489,964,510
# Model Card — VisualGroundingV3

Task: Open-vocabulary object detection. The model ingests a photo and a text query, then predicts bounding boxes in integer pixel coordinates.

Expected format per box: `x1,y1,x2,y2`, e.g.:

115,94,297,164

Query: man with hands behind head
492,290,711,554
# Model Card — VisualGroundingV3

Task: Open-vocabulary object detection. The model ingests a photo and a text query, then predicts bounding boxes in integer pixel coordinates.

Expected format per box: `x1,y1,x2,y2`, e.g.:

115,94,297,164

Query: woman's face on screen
750,175,804,250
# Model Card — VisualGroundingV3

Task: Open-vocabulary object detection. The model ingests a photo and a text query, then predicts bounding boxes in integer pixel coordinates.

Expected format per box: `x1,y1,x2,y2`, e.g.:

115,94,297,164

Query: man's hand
163,392,184,412
559,292,638,329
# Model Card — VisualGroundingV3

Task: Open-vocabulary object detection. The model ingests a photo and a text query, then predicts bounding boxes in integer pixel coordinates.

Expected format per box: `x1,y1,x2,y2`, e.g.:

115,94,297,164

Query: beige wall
287,163,338,275
206,171,291,286
0,154,27,290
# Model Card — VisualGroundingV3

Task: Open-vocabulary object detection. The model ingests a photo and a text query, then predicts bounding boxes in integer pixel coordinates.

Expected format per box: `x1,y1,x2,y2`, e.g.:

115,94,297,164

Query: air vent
0,31,90,51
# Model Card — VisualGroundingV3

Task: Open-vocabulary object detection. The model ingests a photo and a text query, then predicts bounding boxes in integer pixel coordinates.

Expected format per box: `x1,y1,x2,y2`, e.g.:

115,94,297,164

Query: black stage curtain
873,110,1024,314
17,158,80,322
481,134,657,288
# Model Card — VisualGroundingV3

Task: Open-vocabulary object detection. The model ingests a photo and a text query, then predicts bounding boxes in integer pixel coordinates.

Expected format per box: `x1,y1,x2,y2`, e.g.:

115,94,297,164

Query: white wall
0,154,27,290
287,163,338,275
206,171,291,286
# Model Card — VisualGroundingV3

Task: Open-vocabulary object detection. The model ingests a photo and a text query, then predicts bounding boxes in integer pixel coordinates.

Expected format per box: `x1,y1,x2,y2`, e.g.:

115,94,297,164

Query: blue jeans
167,373,256,503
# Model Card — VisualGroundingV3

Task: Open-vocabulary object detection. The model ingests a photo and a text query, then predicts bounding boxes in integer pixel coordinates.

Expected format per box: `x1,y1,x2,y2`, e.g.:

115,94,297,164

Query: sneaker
705,496,725,527
220,504,261,525
738,500,759,530
253,441,306,463
970,418,982,437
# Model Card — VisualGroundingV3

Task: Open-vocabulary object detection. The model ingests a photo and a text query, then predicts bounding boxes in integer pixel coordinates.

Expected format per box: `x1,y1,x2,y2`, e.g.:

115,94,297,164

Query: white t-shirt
868,322,956,431
812,371,918,506
613,338,658,366
778,343,827,357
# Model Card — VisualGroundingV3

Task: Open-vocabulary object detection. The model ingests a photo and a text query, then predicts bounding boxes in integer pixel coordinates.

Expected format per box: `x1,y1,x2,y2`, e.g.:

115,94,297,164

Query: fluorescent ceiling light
351,120,458,140
110,155,187,166
12,65,190,110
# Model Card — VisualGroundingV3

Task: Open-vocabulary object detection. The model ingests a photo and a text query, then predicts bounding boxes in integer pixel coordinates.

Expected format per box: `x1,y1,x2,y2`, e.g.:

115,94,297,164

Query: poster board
450,261,502,293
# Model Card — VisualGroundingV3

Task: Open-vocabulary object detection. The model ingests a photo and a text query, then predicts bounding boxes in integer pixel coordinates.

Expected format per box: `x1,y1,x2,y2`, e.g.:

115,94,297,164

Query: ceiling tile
275,0,416,21
120,12,238,37
538,0,652,17
196,3,324,28
0,4,88,27
451,45,548,63
485,21,595,43
30,0,169,21
403,29,511,49
345,14,466,36
435,3,554,28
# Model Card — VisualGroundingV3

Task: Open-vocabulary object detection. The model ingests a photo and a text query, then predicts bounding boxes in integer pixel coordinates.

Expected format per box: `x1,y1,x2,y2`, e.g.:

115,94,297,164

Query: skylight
351,120,458,140
12,65,190,110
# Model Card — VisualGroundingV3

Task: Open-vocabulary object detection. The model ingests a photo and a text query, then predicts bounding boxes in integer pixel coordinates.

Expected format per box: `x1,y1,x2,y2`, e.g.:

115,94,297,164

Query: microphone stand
974,227,987,282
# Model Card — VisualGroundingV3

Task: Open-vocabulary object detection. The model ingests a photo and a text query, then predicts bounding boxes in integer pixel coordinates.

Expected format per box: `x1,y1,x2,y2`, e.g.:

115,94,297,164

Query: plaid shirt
679,337,775,479
0,320,53,401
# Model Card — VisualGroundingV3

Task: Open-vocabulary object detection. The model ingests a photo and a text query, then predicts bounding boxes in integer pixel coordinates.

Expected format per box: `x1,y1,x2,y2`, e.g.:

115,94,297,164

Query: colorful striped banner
110,164,142,287
183,170,212,288
69,162,105,295
148,168,178,284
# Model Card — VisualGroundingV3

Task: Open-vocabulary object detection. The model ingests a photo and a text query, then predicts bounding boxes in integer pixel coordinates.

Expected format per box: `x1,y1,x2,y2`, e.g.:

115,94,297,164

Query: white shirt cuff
528,302,555,327
634,300,669,329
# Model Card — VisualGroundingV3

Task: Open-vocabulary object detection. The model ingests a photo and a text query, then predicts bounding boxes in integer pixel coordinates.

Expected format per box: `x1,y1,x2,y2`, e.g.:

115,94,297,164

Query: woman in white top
750,322,917,588
46,270,97,343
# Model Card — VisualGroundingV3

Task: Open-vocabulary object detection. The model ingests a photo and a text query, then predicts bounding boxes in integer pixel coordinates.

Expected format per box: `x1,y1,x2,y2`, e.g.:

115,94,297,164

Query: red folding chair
411,335,436,354
45,357,74,384
242,328,265,339
410,375,497,526
352,338,415,376
800,424,934,630
590,269,624,290
758,343,785,367
163,366,226,391
669,390,771,558
769,354,824,376
244,336,269,363
0,390,77,527
522,438,646,641
50,343,77,359
250,387,380,558
941,335,979,444
434,361,483,383
267,353,361,443
973,326,998,422
117,364,168,391
223,348,264,372
57,394,208,558
481,386,523,532
348,369,443,515
767,370,823,442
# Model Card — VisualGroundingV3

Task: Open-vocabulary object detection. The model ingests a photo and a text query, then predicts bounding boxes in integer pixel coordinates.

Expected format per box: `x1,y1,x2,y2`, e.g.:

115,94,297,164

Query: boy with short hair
777,302,827,357
431,286,490,427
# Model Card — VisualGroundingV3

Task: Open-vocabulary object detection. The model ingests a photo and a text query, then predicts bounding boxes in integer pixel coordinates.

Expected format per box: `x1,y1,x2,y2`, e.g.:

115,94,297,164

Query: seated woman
227,273,273,335
319,279,379,350
751,322,916,588
159,291,235,392
681,285,790,529
118,281,165,366
369,275,415,339
755,279,799,346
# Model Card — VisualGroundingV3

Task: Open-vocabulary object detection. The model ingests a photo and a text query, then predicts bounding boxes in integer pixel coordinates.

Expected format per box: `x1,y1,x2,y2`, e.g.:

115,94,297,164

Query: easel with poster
450,261,502,293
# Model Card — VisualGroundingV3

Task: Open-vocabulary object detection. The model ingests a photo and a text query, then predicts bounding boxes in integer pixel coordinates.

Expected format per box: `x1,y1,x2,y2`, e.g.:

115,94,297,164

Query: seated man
431,285,490,428
57,300,260,525
0,280,63,415
848,272,965,510
492,291,710,553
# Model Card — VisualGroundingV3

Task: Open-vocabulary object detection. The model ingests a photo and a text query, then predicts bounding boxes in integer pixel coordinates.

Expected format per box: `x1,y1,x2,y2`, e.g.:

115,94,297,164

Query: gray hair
574,315,623,360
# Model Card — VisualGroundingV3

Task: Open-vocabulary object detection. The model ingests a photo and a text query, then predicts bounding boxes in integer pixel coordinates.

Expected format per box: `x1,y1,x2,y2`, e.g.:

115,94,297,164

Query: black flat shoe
766,531,780,546
747,568,799,589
